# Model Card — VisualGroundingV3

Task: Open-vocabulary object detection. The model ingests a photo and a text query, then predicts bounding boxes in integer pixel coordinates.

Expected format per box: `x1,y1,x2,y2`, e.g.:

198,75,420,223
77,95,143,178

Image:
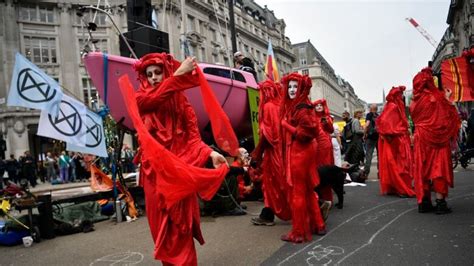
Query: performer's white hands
174,57,196,76
210,151,228,168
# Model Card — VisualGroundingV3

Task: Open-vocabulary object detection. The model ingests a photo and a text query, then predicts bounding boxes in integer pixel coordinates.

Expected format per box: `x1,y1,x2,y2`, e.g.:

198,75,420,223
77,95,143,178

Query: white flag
7,53,63,116
151,9,159,29
37,94,87,146
67,110,108,157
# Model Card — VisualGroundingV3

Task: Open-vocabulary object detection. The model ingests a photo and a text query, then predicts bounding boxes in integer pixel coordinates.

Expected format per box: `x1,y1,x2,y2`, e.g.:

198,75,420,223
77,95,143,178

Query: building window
19,5,55,23
75,9,108,26
212,53,219,63
210,28,217,42
200,47,206,62
300,58,307,65
299,47,305,55
82,78,99,108
187,15,195,32
79,38,108,53
244,44,249,53
198,20,206,34
224,56,229,66
24,36,57,64
302,69,309,75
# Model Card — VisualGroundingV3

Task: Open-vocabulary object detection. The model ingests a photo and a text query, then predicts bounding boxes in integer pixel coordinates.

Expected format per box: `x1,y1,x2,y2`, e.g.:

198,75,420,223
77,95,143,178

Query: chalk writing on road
90,251,144,266
362,209,395,225
306,245,345,266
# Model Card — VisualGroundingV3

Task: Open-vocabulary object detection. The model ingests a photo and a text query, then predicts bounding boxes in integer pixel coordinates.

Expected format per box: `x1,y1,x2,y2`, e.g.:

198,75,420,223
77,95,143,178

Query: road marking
277,198,407,265
336,192,474,265
90,251,144,266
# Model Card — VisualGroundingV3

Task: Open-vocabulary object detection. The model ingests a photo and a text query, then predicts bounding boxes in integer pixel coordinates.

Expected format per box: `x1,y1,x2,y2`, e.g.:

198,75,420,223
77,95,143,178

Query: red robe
280,73,325,243
120,53,231,265
377,86,415,197
313,99,335,202
409,67,460,203
252,80,291,221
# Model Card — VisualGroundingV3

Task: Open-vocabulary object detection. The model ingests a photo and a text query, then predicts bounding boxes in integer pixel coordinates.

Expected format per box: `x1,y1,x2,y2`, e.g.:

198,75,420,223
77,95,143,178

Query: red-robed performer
250,79,291,226
409,67,460,214
376,86,415,197
280,73,326,243
119,53,237,265
313,99,335,213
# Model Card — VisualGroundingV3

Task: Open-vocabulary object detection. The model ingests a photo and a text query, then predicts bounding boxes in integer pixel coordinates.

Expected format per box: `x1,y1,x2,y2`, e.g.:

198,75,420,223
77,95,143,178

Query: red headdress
412,67,437,101
133,53,181,87
386,86,406,111
280,72,312,118
312,99,330,117
258,79,281,122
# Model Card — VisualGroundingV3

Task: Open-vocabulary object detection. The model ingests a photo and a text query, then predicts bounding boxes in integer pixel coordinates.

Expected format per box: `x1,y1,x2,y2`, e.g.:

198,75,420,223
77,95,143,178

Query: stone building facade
157,0,296,80
292,40,364,120
0,0,295,159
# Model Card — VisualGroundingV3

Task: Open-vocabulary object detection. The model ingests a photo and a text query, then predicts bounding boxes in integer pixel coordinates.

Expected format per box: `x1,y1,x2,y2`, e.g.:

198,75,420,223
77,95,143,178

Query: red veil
409,67,460,203
377,86,415,196
252,79,291,220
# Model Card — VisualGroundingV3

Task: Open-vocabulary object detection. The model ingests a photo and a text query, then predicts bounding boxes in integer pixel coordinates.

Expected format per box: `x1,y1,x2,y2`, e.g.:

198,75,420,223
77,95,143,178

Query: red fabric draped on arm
196,67,239,156
119,75,228,209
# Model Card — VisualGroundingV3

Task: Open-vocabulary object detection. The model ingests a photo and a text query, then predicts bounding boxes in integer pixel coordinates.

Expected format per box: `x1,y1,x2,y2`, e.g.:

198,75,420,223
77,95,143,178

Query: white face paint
315,103,324,112
238,148,250,165
288,80,298,99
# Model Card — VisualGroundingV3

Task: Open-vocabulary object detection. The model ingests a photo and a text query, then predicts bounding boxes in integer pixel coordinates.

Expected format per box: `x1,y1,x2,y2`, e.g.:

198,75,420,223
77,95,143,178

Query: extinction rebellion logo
48,100,82,136
17,68,57,103
85,114,103,148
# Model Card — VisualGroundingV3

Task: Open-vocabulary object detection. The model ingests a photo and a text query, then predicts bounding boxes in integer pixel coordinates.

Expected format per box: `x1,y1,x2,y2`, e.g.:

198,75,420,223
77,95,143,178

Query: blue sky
255,0,451,103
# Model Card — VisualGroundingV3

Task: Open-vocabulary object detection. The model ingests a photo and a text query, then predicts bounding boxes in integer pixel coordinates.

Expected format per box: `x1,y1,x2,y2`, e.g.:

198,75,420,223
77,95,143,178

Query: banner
7,53,63,115
247,87,260,146
37,94,87,146
441,55,474,102
67,110,108,157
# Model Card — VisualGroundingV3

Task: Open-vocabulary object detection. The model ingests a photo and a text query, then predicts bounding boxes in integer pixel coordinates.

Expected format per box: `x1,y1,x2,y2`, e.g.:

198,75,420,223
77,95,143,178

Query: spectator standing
20,151,37,187
44,152,57,182
344,110,365,165
58,151,70,183
5,154,20,184
364,104,379,178
0,158,5,188
69,152,78,182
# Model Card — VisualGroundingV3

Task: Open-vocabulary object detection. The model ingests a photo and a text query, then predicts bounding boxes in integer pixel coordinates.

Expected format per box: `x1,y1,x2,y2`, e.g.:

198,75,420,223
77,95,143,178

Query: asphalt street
0,166,473,266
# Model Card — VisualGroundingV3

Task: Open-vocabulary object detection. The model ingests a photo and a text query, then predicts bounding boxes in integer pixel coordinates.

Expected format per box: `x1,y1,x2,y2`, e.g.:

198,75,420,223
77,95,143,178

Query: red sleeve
321,116,334,134
294,109,319,142
136,73,199,113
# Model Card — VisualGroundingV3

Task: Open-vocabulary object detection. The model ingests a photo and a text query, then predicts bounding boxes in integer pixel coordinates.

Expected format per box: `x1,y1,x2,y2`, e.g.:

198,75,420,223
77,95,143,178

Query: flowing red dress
119,53,231,265
280,73,325,243
252,80,291,221
409,67,460,203
313,99,335,202
377,86,415,197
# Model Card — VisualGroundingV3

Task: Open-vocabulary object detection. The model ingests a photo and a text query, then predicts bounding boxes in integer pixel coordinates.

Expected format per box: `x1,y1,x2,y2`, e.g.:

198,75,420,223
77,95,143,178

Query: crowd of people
0,145,137,189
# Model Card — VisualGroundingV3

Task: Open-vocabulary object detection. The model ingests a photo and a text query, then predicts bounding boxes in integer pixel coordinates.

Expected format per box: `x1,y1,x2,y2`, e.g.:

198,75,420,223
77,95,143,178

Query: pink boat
83,52,258,142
